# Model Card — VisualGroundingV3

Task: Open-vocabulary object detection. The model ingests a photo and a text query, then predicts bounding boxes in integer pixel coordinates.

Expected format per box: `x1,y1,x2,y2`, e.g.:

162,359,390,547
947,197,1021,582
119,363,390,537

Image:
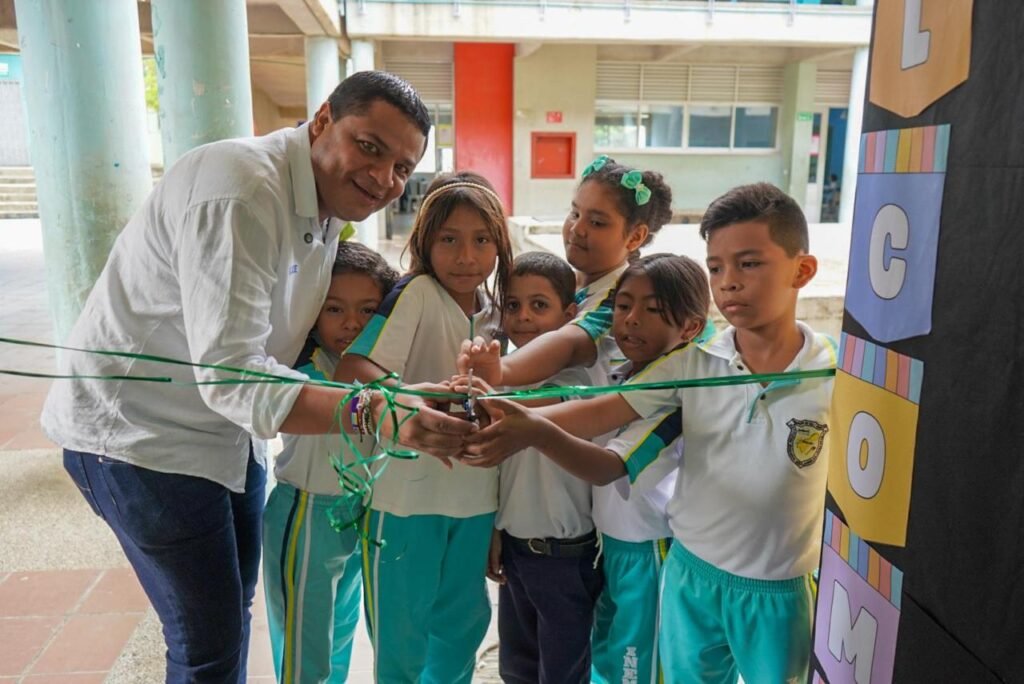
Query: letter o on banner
869,204,909,300
848,411,885,499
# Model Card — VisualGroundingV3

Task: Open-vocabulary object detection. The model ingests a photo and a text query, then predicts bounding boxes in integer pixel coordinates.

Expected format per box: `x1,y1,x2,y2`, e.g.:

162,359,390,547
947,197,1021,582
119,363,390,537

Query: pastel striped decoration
838,332,924,404
859,124,951,174
824,510,903,609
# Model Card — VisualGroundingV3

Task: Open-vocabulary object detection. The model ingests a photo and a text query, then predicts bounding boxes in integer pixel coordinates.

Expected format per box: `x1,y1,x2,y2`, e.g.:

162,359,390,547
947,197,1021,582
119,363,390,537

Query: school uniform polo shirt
598,361,681,542
496,365,595,540
347,274,502,518
571,264,627,385
41,124,342,492
620,322,837,580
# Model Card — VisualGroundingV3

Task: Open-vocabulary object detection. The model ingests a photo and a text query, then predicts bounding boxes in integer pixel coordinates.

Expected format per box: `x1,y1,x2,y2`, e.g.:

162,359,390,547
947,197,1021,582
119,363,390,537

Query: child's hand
457,336,503,386
486,528,505,584
450,373,496,427
460,397,543,467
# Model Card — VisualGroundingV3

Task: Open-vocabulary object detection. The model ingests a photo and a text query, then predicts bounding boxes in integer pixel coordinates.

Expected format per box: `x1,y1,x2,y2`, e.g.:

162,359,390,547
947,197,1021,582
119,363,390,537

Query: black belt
503,530,598,558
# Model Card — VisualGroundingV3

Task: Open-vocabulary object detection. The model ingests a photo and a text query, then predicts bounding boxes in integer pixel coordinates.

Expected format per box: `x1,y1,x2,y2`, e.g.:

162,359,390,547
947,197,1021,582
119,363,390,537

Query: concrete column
840,48,869,225
349,39,381,247
15,0,153,342
305,37,341,120
779,60,817,209
150,0,253,167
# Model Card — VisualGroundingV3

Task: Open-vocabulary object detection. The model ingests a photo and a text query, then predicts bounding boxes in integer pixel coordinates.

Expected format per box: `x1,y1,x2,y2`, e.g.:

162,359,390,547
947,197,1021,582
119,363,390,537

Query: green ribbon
1,336,835,542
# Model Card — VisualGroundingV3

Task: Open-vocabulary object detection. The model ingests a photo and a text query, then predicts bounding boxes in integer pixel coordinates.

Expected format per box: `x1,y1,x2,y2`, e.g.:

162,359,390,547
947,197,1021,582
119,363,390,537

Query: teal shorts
262,482,364,684
658,541,815,684
362,509,494,684
591,534,671,684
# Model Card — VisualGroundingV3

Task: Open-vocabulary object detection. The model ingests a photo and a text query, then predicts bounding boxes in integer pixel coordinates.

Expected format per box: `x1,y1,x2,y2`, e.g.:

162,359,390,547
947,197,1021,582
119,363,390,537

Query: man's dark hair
699,182,809,256
327,71,431,137
511,251,577,310
333,240,400,296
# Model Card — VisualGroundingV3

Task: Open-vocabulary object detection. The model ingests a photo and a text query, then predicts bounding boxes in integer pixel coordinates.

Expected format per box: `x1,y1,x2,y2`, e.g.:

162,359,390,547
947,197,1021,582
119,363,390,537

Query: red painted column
453,43,514,211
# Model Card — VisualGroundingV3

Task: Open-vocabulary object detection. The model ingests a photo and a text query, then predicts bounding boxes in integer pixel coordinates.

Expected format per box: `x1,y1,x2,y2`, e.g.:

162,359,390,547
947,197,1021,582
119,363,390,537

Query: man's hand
456,336,503,386
371,381,478,469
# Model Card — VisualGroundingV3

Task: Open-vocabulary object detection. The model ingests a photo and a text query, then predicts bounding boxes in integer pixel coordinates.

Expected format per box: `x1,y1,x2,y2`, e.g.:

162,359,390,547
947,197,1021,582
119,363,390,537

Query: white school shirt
571,265,627,385
346,274,502,518
40,124,342,492
622,322,837,580
595,362,680,542
274,349,376,496
496,365,594,539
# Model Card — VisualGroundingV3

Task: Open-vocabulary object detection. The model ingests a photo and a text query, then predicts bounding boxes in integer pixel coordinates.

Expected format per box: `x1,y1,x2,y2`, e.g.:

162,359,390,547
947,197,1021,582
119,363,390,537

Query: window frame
594,99,780,156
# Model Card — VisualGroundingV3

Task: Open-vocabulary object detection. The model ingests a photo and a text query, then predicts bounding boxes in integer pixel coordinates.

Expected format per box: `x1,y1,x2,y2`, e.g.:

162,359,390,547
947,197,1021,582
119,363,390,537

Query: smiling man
40,71,476,684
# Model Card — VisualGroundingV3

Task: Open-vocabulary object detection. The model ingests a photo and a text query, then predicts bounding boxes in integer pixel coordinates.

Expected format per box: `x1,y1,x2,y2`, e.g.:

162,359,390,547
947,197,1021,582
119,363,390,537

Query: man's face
309,99,426,222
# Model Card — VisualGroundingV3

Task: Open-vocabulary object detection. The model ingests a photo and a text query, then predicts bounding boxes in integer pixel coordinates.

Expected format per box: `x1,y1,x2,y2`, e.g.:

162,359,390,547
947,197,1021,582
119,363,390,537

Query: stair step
0,202,39,211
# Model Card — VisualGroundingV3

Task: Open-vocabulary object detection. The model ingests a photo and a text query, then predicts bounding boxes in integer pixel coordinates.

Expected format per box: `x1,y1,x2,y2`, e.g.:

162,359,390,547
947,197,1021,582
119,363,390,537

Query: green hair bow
582,155,610,178
620,169,652,206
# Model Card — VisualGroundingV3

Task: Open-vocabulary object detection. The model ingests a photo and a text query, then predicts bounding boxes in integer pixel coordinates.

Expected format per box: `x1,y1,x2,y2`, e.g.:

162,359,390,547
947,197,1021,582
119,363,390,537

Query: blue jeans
64,449,266,684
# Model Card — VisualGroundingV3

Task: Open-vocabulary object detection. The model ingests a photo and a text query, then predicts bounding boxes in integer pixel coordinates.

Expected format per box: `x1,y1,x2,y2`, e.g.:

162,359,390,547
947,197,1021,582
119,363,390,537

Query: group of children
263,156,835,684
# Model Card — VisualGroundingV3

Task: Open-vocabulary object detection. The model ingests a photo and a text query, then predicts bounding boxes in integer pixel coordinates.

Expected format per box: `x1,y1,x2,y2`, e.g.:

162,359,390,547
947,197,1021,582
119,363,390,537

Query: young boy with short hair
465,183,835,683
489,251,602,684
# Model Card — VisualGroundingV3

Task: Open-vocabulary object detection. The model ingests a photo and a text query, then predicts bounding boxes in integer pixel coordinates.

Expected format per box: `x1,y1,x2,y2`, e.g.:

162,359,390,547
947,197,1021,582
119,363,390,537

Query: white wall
513,44,597,218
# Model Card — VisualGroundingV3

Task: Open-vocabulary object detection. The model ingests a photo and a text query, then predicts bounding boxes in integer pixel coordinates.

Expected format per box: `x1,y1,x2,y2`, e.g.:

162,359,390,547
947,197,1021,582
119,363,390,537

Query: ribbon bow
620,170,652,206
582,154,610,178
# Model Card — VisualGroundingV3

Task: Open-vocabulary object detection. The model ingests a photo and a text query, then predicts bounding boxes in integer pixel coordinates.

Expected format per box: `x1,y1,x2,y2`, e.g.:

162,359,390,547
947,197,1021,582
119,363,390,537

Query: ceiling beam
652,44,701,62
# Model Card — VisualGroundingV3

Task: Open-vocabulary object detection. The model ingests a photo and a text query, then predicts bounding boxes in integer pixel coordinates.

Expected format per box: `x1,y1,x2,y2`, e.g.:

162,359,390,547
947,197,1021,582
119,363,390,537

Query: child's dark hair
511,251,577,310
333,240,400,296
580,157,673,259
404,171,513,313
327,71,431,138
699,182,808,256
615,253,710,328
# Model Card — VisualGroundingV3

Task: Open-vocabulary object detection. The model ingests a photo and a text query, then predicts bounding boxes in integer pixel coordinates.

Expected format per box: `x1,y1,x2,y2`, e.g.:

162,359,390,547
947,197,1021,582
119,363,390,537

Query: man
41,71,473,683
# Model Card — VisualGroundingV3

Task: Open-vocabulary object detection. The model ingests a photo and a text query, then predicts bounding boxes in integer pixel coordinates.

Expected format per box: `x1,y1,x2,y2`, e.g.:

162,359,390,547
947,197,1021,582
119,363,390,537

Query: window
595,62,782,153
641,105,684,148
688,105,732,148
734,106,778,148
595,105,640,148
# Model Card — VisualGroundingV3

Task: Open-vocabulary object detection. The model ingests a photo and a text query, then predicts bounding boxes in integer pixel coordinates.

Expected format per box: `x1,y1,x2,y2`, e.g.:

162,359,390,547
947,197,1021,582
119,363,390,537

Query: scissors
463,366,479,423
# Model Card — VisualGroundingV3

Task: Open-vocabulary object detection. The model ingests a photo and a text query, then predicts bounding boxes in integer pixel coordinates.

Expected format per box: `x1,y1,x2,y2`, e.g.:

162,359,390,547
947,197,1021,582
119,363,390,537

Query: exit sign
546,111,563,123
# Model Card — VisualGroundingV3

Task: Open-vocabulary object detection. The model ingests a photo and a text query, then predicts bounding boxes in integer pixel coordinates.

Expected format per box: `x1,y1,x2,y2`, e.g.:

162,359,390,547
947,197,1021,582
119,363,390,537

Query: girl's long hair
404,171,513,314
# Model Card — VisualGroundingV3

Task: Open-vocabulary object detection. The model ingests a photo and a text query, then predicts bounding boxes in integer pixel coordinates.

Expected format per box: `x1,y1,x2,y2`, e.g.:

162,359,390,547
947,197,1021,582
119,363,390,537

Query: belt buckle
527,538,551,555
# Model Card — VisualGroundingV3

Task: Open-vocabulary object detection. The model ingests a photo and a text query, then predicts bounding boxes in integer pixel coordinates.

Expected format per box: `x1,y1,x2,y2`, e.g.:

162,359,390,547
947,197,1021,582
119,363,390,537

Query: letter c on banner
848,411,885,499
869,204,909,300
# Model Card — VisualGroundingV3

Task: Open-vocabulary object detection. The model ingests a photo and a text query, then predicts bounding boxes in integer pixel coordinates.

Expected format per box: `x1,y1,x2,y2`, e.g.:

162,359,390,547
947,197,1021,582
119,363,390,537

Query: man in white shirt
41,71,472,683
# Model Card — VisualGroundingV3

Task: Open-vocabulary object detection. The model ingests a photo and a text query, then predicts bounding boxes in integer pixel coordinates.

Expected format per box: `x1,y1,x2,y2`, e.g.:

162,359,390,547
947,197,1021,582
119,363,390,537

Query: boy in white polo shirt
465,183,834,683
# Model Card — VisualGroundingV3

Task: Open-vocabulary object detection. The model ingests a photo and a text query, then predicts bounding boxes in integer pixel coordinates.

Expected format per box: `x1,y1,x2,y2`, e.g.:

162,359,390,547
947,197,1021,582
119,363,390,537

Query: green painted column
779,60,817,208
150,0,253,167
14,0,153,342
305,36,341,120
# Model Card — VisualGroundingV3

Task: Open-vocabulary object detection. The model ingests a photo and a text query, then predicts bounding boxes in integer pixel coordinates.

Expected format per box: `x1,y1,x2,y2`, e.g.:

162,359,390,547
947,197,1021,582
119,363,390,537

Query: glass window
595,105,640,148
734,106,778,149
640,105,683,148
688,105,732,148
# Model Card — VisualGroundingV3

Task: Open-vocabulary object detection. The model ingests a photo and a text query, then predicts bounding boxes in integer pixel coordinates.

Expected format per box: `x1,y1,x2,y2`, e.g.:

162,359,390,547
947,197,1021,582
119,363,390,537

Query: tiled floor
0,569,147,680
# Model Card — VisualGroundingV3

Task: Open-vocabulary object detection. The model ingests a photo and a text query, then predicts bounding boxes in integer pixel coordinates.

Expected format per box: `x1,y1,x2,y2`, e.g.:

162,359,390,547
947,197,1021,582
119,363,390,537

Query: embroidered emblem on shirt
786,418,828,468
288,264,299,275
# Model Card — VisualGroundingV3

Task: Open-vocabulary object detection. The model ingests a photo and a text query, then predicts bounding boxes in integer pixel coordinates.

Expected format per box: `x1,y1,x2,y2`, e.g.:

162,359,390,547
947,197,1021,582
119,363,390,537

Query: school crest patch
786,418,828,468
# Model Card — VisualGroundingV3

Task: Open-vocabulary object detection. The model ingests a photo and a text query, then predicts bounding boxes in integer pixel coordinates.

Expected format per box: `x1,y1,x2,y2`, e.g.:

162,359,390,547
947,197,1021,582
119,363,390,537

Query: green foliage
143,58,159,112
